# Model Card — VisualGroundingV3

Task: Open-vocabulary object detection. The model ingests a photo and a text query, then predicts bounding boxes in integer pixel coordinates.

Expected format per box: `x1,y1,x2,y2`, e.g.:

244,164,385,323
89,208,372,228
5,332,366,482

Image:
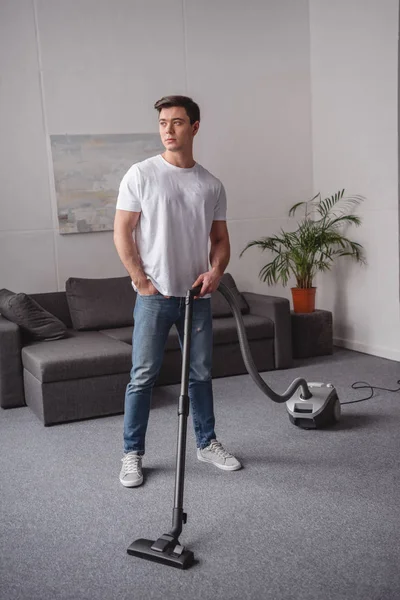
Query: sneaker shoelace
208,440,232,458
122,454,142,475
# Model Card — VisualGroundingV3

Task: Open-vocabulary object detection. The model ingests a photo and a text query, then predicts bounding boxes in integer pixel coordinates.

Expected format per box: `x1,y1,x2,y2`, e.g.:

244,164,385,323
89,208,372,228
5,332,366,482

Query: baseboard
333,337,400,362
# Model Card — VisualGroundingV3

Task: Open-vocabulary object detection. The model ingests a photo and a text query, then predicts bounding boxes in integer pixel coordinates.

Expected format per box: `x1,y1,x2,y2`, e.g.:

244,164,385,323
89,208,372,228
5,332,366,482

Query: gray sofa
0,273,292,426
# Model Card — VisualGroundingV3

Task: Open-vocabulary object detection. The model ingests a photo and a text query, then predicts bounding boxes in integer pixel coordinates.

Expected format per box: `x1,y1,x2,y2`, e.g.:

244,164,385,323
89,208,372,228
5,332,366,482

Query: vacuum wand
168,285,201,538
126,285,201,569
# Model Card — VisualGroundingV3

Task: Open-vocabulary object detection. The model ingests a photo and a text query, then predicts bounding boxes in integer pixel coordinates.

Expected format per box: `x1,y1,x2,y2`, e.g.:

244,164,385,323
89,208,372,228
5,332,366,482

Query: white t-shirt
116,154,227,297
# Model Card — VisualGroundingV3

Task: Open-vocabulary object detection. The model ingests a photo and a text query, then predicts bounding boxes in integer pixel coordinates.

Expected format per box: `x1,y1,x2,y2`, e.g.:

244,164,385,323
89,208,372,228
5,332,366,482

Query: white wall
3,0,398,361
0,0,313,296
309,0,400,361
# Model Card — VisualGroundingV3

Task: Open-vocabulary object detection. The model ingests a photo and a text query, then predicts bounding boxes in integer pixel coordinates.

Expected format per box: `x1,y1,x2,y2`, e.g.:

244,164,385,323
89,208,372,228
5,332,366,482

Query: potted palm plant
240,189,366,313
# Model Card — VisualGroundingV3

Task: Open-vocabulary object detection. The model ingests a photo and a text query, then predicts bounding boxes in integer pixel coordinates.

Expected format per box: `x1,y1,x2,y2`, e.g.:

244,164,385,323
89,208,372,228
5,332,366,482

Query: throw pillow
0,288,67,341
65,276,136,331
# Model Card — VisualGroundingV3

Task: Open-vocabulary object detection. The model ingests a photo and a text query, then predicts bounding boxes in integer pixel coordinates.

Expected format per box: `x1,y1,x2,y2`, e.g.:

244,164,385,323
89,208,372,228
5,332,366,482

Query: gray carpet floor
1,347,399,600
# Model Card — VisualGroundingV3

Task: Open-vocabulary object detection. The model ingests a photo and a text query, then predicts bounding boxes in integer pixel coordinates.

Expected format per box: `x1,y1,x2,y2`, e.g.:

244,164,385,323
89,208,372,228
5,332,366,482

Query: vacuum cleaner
215,282,341,430
127,280,341,569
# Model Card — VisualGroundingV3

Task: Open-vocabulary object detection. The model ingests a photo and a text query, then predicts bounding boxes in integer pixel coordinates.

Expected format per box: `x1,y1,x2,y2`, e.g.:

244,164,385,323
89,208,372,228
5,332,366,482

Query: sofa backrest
65,276,136,331
30,291,73,329
28,273,248,329
211,273,250,318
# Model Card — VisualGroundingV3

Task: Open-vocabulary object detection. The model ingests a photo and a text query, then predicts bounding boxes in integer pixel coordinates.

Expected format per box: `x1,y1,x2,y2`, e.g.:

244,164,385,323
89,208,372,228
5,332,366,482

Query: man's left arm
192,220,230,296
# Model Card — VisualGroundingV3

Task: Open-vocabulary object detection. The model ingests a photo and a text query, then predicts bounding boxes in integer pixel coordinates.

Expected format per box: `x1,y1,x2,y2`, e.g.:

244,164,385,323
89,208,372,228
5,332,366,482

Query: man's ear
192,121,200,137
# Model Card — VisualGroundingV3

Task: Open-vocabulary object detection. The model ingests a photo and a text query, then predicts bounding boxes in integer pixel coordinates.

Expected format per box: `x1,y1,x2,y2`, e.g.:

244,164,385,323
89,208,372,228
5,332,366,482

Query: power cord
340,380,400,405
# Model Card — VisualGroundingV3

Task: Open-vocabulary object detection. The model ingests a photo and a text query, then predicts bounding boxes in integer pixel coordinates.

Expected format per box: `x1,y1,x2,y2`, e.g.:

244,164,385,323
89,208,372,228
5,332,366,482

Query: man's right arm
113,209,152,293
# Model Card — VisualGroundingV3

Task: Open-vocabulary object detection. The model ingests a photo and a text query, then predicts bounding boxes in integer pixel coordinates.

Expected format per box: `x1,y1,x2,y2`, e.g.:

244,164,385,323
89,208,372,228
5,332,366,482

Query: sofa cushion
211,273,249,318
100,315,273,350
21,330,132,383
100,326,134,344
212,314,274,345
0,288,67,341
30,291,73,328
100,326,181,350
65,276,136,331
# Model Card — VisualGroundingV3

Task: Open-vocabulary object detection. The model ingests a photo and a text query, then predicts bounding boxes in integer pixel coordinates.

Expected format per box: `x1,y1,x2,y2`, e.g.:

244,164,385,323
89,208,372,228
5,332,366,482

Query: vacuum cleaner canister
285,382,341,429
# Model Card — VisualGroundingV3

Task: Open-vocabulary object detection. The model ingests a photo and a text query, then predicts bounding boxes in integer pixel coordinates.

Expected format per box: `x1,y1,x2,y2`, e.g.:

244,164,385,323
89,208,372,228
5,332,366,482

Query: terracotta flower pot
291,287,316,313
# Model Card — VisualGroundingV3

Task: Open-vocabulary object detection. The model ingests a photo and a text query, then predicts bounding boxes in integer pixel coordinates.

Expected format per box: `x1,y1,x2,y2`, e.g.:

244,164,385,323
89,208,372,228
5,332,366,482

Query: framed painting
50,133,163,234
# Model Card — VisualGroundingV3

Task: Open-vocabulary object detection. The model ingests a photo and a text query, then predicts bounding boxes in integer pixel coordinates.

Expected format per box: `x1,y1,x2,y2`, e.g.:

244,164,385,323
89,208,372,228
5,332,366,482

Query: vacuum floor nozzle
127,538,195,569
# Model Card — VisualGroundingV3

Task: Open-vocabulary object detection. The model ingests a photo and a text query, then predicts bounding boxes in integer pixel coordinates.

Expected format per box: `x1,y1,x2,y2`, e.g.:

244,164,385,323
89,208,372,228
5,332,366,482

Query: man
114,95,241,488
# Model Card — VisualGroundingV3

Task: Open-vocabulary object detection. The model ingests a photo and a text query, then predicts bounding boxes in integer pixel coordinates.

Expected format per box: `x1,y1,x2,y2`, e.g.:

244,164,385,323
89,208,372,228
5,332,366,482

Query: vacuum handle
187,284,202,300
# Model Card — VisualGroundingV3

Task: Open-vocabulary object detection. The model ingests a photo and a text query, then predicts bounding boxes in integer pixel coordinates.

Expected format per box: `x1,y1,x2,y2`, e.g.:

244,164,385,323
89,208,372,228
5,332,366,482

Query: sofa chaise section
22,330,132,425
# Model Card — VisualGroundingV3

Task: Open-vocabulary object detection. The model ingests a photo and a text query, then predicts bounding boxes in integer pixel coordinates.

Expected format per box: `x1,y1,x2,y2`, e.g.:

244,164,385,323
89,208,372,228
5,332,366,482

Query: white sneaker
197,440,242,471
119,451,143,487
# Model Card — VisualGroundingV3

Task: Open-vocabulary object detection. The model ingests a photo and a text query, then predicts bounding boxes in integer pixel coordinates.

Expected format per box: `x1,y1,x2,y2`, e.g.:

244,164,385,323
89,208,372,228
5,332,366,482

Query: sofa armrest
0,316,25,408
242,292,292,369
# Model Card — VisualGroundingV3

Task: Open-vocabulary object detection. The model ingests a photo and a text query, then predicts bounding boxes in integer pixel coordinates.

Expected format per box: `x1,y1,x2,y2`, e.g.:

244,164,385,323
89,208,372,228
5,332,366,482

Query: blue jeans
123,294,216,454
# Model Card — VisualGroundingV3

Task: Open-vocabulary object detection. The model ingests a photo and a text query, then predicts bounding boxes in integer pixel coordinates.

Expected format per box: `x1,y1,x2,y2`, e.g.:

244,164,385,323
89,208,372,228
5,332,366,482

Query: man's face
159,106,198,152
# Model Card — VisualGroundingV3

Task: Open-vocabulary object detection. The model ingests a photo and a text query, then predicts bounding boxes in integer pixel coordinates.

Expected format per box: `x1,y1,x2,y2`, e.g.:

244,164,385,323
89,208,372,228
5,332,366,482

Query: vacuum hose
217,281,312,402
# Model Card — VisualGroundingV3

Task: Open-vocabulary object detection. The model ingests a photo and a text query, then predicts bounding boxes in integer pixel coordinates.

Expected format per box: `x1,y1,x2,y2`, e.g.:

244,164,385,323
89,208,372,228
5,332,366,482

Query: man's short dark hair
154,95,200,125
